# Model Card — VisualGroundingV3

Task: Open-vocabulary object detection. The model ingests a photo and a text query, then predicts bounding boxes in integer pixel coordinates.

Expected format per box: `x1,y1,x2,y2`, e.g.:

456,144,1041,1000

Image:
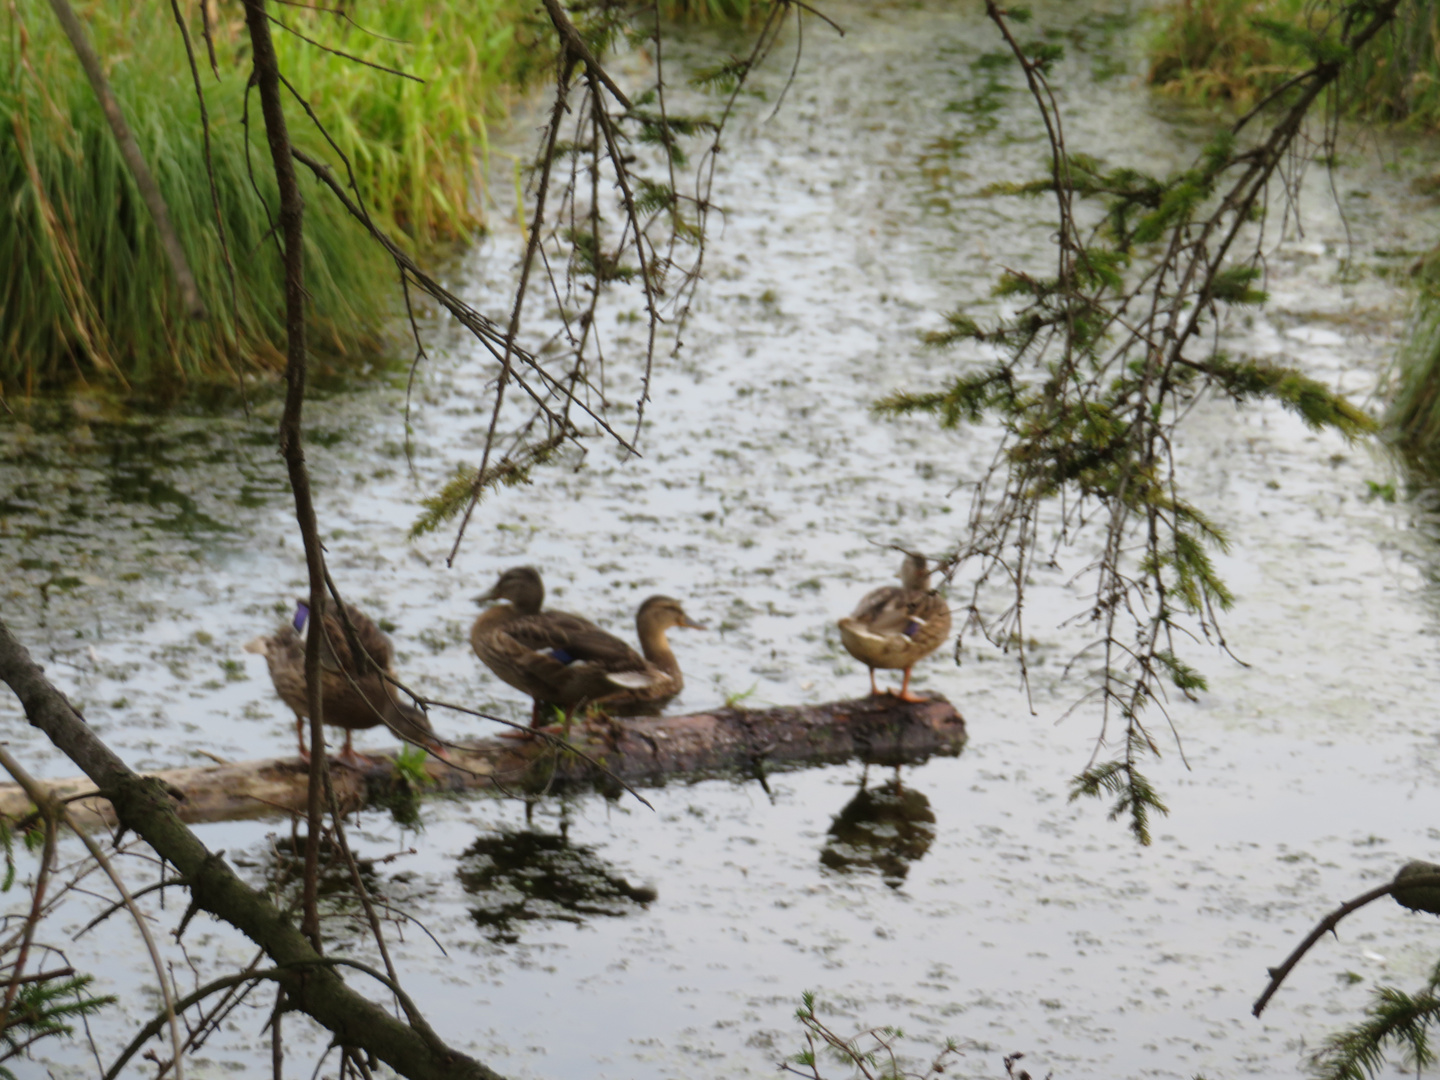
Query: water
6,0,1440,1077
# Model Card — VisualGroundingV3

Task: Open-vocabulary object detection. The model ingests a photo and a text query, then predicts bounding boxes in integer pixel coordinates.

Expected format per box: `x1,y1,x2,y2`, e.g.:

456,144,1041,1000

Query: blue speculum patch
293,601,310,632
548,647,576,665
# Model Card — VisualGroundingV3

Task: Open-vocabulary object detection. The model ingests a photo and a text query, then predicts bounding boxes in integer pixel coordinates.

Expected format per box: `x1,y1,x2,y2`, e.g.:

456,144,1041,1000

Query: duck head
636,595,706,635
476,566,545,615
898,554,931,592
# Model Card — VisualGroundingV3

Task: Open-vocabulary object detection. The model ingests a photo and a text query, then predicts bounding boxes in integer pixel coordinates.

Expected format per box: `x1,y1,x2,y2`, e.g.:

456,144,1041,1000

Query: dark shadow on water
456,824,657,944
239,833,388,922
819,772,936,889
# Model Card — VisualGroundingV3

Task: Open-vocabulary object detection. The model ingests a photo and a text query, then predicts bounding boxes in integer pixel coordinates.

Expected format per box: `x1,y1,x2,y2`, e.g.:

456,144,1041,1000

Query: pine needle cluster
876,0,1393,842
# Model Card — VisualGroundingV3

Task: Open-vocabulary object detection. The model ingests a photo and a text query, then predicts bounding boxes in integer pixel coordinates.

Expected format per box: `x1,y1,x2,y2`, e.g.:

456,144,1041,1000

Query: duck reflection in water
456,821,657,944
820,770,936,888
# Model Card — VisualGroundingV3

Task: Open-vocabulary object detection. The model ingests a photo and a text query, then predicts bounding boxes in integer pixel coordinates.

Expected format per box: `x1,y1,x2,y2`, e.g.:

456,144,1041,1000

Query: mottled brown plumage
838,554,951,702
604,595,706,712
470,568,702,727
246,597,436,762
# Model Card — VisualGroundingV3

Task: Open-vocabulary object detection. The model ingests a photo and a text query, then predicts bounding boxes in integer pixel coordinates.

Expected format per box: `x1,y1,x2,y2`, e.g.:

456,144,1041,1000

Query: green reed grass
1149,0,1440,127
1,0,528,392
1388,315,1440,455
1146,0,1307,107
656,0,759,24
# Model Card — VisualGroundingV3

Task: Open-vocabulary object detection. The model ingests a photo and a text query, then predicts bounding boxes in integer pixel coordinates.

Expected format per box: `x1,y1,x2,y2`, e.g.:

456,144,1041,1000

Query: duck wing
318,602,395,674
845,585,913,635
315,603,407,730
476,610,660,710
839,586,952,669
503,612,649,673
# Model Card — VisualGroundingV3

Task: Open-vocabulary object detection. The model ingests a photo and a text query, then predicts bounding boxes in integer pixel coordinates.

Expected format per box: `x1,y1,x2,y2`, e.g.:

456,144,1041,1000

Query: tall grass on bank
1146,0,1307,107
655,0,758,24
1388,306,1440,457
274,1,535,243
1,0,528,392
1148,0,1440,127
1387,276,1440,465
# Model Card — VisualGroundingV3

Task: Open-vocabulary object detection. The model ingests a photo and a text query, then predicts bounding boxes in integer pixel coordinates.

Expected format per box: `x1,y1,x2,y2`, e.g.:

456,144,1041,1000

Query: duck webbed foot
887,669,929,704
333,731,383,769
497,702,563,740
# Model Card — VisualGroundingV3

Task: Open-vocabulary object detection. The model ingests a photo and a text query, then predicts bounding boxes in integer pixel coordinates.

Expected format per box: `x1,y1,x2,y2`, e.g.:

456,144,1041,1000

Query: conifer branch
884,0,1400,840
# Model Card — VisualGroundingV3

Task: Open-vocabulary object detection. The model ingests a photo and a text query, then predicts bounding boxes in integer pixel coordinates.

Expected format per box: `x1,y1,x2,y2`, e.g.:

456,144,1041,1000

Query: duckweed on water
10,2,1440,1078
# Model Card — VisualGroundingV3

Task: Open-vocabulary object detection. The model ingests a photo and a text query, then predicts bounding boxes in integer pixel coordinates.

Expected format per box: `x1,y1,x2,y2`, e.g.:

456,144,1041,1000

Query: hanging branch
238,0,342,954
1253,866,1440,1018
0,745,186,1080
413,0,840,558
876,0,1397,842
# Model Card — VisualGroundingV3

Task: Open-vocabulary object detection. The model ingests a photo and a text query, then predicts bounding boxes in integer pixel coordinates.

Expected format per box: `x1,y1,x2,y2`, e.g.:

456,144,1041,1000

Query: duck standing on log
838,553,951,702
246,596,439,764
470,566,703,732
606,595,707,713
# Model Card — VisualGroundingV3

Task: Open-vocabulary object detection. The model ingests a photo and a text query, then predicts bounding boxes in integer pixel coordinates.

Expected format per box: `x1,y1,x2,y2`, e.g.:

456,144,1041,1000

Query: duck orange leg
868,668,880,696
334,728,380,768
891,667,927,704
498,700,550,740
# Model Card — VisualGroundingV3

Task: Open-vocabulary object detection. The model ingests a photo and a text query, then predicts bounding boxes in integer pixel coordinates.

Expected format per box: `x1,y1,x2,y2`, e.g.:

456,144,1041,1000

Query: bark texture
0,696,967,824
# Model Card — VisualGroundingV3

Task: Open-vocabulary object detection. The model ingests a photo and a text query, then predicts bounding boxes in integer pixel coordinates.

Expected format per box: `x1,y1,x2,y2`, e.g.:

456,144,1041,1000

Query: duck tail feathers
606,670,659,690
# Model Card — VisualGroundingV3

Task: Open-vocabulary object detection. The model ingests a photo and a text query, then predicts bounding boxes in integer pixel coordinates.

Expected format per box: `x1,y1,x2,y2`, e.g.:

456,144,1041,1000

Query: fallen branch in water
0,695,966,826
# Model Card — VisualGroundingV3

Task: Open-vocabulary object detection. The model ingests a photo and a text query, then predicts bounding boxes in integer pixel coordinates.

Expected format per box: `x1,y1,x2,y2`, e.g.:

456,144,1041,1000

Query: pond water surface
7,1,1440,1078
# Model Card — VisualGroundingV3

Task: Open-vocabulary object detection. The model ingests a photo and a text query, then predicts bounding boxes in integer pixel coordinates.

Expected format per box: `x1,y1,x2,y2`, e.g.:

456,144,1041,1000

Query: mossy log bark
0,696,966,826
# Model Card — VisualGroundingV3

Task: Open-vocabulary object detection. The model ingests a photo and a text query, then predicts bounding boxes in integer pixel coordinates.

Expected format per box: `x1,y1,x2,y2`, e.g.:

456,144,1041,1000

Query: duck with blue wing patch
246,595,439,764
471,567,704,734
838,553,951,703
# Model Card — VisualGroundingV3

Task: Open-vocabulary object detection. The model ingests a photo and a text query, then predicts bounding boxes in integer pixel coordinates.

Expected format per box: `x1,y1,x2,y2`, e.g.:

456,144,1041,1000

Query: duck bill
679,616,708,631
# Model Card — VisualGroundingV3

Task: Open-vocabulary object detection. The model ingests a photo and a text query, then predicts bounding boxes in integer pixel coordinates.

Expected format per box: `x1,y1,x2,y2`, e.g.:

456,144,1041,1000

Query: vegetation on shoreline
657,0,758,22
1,0,531,394
1147,0,1440,465
1385,265,1440,467
1147,0,1440,126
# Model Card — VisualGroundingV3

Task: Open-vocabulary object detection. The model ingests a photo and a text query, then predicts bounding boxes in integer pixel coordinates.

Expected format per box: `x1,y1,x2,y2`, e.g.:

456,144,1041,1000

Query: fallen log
0,695,965,826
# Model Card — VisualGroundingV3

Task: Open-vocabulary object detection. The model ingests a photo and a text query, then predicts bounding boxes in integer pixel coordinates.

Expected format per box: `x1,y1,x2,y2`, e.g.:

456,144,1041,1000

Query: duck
604,594,706,713
245,596,439,764
838,553,951,703
470,567,703,730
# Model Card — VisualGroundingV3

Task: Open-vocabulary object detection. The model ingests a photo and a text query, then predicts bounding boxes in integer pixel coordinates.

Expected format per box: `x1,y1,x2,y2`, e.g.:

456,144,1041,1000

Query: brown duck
604,594,707,713
471,567,703,729
246,597,438,763
838,553,951,702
